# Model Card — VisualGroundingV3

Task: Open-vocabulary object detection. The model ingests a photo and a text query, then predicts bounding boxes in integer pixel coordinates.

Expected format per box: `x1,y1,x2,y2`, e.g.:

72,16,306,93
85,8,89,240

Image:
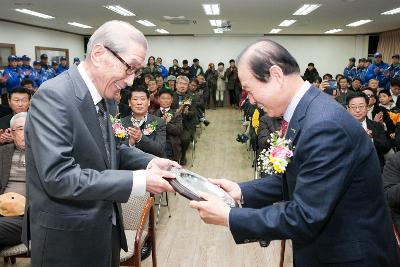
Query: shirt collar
283,81,310,123
361,119,367,130
131,114,148,127
77,63,102,106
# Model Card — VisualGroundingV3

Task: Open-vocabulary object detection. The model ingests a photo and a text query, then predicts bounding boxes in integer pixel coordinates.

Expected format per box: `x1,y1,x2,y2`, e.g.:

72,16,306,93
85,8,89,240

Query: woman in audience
143,56,160,77
168,59,181,77
205,63,218,109
216,62,226,107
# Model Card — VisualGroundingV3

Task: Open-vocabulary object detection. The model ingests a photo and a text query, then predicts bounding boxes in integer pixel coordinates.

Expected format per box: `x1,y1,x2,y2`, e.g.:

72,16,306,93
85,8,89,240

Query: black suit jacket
383,152,400,229
172,92,198,134
0,113,12,129
0,143,14,194
121,113,166,158
0,105,11,118
152,109,182,161
366,118,392,169
229,86,399,266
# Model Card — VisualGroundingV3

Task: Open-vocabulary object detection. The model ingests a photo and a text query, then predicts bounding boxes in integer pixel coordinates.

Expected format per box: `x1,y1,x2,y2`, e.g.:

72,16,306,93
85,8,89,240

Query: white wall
0,21,84,63
147,35,369,78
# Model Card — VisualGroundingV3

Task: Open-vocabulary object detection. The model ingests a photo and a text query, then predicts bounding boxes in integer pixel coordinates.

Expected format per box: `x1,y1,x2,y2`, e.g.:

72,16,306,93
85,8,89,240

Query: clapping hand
127,126,142,145
0,129,13,144
374,112,383,123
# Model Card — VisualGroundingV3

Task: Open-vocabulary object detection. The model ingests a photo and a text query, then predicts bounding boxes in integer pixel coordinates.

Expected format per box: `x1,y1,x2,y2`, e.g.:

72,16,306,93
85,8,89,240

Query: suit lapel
70,66,111,169
105,100,117,170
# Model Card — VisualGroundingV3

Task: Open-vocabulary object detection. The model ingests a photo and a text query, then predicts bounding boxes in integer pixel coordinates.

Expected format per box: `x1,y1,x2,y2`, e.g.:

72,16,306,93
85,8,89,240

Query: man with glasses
347,91,391,169
24,21,179,267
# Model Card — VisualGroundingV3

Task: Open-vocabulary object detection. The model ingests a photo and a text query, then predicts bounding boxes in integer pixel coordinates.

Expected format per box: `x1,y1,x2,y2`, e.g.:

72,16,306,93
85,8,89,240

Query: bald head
237,39,300,82
87,20,147,56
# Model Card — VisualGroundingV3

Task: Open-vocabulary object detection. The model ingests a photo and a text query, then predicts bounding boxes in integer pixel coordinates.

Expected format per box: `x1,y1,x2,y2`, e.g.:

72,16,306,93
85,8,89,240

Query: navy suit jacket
229,86,399,266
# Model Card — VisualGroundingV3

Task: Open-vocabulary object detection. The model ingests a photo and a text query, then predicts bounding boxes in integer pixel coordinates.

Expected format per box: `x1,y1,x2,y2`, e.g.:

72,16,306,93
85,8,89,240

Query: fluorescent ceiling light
269,29,282,33
325,28,343,34
155,29,169,34
136,20,156,27
14,8,54,19
203,4,220,15
381,7,400,15
214,28,223,34
209,20,222,27
103,5,135,16
278,20,297,27
346,19,373,27
293,4,321,15
67,22,93,29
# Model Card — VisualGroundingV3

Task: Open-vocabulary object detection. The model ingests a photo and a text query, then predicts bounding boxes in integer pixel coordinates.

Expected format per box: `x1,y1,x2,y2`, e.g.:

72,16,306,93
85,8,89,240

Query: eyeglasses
348,105,367,111
104,46,139,76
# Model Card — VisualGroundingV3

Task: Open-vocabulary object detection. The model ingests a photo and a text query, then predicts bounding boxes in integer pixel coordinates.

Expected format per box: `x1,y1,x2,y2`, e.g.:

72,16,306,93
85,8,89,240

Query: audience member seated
383,152,400,229
197,74,209,109
389,79,400,108
167,75,176,91
0,87,31,131
347,92,391,169
114,90,130,118
168,59,181,77
303,62,319,83
189,78,210,126
155,75,167,91
379,89,400,113
21,79,35,94
172,76,198,165
121,86,166,158
350,77,363,92
147,78,160,112
143,74,154,87
336,77,355,108
0,112,27,250
368,78,379,93
312,76,322,88
257,114,283,155
152,88,183,162
142,56,160,77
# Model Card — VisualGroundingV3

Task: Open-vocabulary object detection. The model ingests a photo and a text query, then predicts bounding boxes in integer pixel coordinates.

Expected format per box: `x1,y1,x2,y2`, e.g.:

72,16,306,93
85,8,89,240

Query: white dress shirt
77,63,146,196
283,81,311,124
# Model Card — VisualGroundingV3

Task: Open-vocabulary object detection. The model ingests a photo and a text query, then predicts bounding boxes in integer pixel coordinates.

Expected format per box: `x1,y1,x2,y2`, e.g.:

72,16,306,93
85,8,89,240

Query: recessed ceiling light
293,4,321,15
278,20,297,27
325,29,343,34
209,20,222,27
214,28,223,34
381,7,400,15
15,8,54,19
269,29,282,33
67,22,92,29
155,29,169,34
203,4,220,15
346,19,373,27
103,5,135,16
136,20,156,27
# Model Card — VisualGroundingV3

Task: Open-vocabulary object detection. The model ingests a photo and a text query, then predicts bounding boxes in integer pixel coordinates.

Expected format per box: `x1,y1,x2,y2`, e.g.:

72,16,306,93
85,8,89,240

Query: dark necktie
280,119,289,138
162,108,166,115
97,100,110,161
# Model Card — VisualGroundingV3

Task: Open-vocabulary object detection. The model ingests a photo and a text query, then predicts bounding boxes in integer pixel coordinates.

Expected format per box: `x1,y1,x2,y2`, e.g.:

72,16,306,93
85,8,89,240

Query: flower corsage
110,114,128,140
142,121,158,136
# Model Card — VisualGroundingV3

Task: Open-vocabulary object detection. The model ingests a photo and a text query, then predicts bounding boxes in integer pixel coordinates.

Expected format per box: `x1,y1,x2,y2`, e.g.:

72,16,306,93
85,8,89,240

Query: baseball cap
73,57,80,63
40,53,48,59
22,55,31,61
8,55,17,62
374,52,382,58
167,75,176,81
51,60,58,65
60,56,67,61
349,57,356,62
392,54,400,59
33,61,41,66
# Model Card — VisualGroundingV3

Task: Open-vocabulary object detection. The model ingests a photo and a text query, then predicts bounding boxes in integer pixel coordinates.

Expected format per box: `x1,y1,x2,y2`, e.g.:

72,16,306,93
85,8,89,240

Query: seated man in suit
0,112,27,250
113,90,130,119
147,78,160,112
152,88,183,162
0,87,31,145
172,75,198,165
189,78,210,126
122,86,166,157
347,91,392,170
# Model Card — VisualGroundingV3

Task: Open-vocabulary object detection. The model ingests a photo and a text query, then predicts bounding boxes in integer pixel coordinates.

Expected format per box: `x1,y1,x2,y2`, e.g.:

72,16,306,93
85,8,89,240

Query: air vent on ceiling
14,2,33,6
162,16,195,25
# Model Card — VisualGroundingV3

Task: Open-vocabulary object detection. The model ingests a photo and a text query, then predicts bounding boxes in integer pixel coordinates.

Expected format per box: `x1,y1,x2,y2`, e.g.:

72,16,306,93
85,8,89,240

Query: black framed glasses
105,46,138,76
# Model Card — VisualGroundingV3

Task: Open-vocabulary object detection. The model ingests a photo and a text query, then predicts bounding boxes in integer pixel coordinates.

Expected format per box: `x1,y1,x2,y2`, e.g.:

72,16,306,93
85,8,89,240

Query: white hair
10,112,27,129
176,75,189,83
86,20,147,55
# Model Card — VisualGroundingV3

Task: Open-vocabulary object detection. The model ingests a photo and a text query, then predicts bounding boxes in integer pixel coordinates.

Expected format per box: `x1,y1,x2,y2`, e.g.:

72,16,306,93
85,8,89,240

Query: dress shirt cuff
131,170,146,196
227,207,231,228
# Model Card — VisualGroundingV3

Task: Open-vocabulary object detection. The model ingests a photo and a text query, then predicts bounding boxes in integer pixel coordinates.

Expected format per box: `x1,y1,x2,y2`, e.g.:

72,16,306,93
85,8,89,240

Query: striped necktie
96,100,110,162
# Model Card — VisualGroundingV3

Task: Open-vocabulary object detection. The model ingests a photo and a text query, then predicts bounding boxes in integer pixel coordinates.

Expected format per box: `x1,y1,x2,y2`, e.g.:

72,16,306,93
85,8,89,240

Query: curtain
377,29,400,63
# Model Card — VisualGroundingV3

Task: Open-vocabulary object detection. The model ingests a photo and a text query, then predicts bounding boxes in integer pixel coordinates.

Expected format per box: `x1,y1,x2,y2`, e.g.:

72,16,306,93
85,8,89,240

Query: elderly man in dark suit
0,112,27,250
23,20,179,267
121,86,166,157
190,39,399,266
152,88,183,162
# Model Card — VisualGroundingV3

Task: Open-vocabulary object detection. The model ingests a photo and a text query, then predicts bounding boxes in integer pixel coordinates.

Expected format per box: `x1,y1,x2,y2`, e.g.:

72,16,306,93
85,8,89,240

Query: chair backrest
121,192,150,230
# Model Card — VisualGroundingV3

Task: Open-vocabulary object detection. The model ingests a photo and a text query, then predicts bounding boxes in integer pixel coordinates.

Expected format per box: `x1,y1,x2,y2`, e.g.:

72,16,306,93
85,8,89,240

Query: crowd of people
1,45,400,261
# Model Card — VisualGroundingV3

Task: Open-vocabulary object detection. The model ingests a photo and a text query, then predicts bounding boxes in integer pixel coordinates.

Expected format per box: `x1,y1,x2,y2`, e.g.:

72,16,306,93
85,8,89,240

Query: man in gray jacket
23,20,178,267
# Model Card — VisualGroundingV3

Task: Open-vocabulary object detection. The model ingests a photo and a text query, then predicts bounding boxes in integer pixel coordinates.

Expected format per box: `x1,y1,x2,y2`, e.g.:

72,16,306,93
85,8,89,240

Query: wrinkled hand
145,169,175,194
374,112,383,123
147,157,181,171
374,67,380,75
128,126,142,145
190,192,230,226
366,128,373,138
209,178,242,201
0,129,13,144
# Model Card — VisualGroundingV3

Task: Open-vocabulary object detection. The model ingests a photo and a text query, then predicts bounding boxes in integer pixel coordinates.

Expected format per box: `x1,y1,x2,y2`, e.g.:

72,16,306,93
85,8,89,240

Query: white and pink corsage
258,132,294,175
142,121,158,136
110,115,128,140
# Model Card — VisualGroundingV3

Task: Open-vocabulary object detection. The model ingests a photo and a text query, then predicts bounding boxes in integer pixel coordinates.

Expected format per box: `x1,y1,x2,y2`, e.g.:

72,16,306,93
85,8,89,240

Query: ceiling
1,0,400,36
